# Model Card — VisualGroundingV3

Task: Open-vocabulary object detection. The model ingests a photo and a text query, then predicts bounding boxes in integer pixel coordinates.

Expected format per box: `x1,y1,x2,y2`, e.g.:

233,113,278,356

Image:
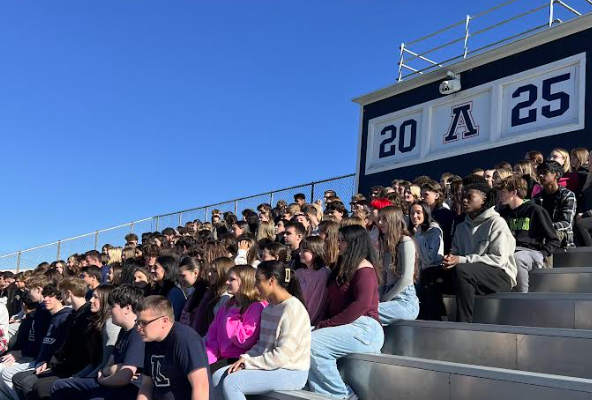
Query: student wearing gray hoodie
420,183,517,322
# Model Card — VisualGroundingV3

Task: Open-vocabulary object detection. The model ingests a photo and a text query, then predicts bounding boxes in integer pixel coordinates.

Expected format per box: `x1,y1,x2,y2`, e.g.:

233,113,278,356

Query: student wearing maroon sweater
308,225,383,400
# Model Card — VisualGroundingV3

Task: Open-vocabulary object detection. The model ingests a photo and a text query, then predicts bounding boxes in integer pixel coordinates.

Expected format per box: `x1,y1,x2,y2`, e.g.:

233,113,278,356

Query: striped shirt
242,296,310,371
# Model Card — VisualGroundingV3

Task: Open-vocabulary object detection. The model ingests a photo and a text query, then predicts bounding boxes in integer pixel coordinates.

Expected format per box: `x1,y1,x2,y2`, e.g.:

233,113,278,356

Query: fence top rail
0,174,355,261
155,173,356,218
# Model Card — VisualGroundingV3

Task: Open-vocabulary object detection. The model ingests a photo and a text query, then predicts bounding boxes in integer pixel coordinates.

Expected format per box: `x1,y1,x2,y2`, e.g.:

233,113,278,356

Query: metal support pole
463,15,471,58
56,241,61,261
130,222,134,233
549,0,555,26
310,183,315,204
397,43,405,82
234,200,238,215
155,216,160,231
269,192,274,207
178,212,183,227
94,231,99,250
16,252,21,273
205,207,209,223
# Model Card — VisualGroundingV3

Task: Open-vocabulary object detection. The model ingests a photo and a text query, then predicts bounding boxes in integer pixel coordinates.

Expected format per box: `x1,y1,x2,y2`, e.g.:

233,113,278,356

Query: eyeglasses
136,315,165,329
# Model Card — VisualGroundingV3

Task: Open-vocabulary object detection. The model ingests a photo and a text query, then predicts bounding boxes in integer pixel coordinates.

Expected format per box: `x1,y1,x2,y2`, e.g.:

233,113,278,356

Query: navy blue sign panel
355,21,592,196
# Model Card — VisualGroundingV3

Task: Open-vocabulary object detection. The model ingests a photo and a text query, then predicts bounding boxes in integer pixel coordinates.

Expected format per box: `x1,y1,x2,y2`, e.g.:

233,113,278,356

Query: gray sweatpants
514,247,545,293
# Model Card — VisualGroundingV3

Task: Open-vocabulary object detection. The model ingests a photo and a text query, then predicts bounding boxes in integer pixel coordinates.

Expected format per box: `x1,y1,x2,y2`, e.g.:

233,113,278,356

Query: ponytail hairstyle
180,256,208,313
263,242,291,263
256,260,303,303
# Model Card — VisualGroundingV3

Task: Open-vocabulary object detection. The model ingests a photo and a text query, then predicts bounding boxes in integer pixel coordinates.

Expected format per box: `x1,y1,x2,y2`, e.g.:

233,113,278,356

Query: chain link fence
0,174,355,272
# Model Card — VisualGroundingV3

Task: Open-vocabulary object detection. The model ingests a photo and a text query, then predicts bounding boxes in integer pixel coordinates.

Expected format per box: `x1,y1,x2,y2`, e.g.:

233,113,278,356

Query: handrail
397,0,592,82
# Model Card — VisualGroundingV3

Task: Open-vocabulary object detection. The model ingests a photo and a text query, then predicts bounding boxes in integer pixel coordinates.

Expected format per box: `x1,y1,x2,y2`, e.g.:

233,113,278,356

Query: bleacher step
383,320,592,379
443,293,592,329
554,247,592,268
529,267,592,293
253,355,592,400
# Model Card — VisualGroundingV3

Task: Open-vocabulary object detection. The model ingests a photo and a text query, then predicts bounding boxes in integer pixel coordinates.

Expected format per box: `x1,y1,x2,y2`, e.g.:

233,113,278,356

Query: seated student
75,285,120,378
308,225,383,400
420,184,517,323
50,285,145,400
212,261,310,400
295,237,331,326
284,222,306,270
234,236,261,268
409,201,444,270
205,265,267,372
0,284,72,400
261,242,290,263
6,294,37,355
376,206,420,325
498,175,560,292
179,257,208,330
150,256,186,321
420,181,455,254
12,277,100,400
0,276,52,397
532,161,577,248
80,266,102,301
135,296,213,400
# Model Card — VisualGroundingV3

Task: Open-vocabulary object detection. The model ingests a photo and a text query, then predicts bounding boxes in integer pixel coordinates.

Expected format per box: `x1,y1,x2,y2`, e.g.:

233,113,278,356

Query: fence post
130,222,134,233
463,15,471,58
155,216,160,231
94,231,99,250
269,192,274,207
178,212,183,227
56,241,61,261
310,183,315,204
234,200,238,215
16,252,21,273
549,0,555,26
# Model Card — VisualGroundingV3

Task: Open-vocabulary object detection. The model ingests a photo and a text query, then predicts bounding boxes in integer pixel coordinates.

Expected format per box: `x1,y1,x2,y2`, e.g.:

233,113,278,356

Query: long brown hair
89,284,115,333
225,265,262,313
300,236,326,270
378,206,419,283
319,220,339,269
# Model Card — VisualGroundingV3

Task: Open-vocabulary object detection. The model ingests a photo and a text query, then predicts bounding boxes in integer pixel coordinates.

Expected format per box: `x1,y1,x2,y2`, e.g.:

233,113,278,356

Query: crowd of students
0,146,589,400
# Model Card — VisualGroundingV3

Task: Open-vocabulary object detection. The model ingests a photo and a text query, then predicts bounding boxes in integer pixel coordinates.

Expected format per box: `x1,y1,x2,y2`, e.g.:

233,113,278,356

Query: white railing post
549,0,555,26
463,15,471,58
397,43,405,82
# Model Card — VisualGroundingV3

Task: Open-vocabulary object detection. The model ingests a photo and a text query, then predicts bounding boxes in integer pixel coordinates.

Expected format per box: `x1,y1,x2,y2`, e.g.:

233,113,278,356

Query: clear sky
0,0,567,255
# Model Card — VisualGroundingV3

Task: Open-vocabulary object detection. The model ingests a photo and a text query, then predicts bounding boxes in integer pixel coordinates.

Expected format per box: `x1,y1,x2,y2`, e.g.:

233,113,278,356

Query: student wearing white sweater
212,261,311,400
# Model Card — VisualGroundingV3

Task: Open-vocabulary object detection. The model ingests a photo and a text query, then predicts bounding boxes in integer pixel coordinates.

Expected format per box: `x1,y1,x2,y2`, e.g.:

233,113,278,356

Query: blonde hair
513,161,536,179
496,168,513,181
226,265,261,313
256,221,276,241
551,148,571,173
107,247,122,264
407,184,421,201
571,147,589,171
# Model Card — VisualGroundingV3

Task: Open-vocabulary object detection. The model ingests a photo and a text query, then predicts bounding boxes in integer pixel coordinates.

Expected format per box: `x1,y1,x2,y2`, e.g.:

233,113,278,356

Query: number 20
511,73,571,127
378,119,417,158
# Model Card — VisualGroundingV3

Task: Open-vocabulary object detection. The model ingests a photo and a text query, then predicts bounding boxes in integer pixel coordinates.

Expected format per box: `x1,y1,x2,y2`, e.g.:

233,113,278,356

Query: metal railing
397,0,592,82
0,174,356,272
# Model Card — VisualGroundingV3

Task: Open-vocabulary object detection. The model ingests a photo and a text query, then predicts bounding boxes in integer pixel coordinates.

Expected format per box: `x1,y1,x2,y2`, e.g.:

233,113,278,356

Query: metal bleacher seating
252,247,592,400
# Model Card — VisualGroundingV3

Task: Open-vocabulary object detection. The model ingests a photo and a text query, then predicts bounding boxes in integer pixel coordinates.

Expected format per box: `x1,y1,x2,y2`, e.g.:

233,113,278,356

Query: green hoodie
452,207,517,287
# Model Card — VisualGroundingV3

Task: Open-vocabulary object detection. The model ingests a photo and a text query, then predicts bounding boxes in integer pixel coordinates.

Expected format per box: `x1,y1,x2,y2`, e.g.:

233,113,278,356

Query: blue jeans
378,284,420,325
308,316,384,399
213,366,308,400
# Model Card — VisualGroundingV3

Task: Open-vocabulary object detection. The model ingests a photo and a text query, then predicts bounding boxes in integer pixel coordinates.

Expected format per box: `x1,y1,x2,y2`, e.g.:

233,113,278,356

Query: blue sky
0,0,566,255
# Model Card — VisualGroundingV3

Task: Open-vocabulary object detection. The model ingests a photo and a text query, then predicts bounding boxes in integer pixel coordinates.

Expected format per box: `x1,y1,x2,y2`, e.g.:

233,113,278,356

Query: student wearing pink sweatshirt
205,265,267,372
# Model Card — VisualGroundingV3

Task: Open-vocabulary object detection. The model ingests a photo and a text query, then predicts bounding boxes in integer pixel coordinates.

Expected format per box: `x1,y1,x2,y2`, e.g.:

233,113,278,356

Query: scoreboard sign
364,53,586,175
